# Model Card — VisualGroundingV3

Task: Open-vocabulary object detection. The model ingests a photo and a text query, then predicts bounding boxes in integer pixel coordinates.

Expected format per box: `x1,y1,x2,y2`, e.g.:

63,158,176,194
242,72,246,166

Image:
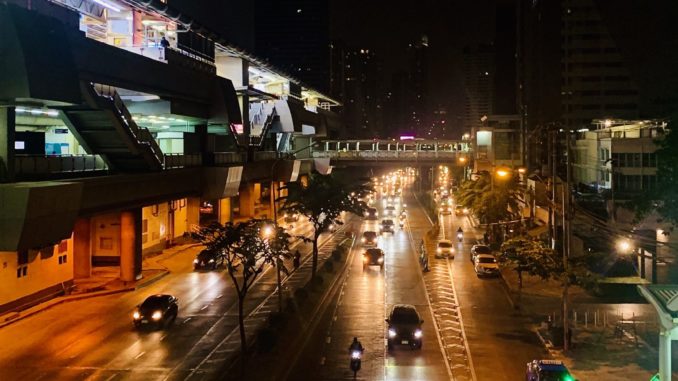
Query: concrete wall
91,212,121,266
0,237,73,312
141,198,190,254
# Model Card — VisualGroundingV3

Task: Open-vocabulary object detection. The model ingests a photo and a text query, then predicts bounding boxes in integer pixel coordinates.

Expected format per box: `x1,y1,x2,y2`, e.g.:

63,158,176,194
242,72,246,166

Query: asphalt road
0,219,327,381
285,179,451,381
440,202,547,381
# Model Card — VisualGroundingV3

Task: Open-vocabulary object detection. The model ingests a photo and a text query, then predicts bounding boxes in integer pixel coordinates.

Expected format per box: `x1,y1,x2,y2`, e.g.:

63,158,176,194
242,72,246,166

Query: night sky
331,0,496,120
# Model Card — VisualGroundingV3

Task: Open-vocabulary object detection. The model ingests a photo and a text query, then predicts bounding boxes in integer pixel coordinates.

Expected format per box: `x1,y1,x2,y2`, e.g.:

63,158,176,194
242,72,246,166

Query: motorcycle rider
349,337,365,354
457,226,464,241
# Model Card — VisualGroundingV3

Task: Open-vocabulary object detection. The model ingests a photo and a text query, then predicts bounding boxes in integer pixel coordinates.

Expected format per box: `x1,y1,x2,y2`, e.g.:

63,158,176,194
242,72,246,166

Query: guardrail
163,153,202,169
16,155,108,175
311,151,461,160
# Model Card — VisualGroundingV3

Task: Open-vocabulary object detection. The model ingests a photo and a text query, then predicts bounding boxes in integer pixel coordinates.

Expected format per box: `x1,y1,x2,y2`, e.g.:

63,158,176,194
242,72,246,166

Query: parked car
361,231,378,246
454,205,469,216
284,212,300,223
435,239,455,259
474,254,500,277
193,248,224,270
526,359,575,381
470,244,492,263
380,219,395,234
362,248,385,270
386,304,424,350
365,207,378,220
133,294,178,329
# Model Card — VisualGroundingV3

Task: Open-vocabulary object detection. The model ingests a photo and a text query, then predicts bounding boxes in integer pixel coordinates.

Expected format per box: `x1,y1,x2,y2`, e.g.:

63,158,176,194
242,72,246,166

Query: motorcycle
350,350,362,378
456,228,463,242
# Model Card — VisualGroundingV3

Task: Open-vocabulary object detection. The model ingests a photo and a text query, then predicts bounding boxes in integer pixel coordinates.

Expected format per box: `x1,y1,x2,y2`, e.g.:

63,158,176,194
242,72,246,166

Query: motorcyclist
456,227,464,241
348,337,364,354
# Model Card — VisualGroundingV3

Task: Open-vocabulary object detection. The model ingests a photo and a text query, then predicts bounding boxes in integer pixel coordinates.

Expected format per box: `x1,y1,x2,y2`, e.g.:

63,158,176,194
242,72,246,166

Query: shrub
332,249,342,261
256,327,277,353
294,287,309,301
323,260,335,272
268,311,288,329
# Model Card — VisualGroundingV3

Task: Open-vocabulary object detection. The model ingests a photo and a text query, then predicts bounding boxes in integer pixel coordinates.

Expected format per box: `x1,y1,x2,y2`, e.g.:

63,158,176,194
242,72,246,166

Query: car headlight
363,256,368,263
378,257,384,263
193,259,199,264
151,311,162,320
361,238,366,243
133,311,140,319
437,248,442,253
388,328,397,338
414,329,423,338
209,259,215,263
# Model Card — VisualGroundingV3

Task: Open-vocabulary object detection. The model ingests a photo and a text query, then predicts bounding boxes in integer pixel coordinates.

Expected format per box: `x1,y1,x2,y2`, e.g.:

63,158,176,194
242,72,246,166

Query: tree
455,171,523,224
262,222,293,313
633,117,678,224
498,237,558,294
194,219,285,353
280,173,369,279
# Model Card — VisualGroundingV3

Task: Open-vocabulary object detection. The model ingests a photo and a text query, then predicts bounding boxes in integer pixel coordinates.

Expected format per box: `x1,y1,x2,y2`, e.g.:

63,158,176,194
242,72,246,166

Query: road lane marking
104,374,118,381
326,336,331,344
183,317,192,324
134,352,145,360
320,356,326,365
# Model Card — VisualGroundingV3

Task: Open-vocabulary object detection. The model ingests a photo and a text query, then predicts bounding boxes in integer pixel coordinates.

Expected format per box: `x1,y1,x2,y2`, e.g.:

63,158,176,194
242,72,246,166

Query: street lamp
616,239,632,253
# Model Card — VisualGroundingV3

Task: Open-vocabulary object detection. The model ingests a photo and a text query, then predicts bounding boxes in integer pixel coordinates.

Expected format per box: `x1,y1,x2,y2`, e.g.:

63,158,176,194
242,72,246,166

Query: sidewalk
0,242,200,329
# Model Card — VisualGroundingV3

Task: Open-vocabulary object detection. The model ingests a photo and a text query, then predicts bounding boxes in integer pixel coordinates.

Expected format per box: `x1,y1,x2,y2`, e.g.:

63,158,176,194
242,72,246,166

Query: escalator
60,82,164,172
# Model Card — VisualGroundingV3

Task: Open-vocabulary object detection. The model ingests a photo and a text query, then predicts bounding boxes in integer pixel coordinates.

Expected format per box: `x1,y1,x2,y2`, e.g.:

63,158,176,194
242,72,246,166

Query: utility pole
562,129,573,351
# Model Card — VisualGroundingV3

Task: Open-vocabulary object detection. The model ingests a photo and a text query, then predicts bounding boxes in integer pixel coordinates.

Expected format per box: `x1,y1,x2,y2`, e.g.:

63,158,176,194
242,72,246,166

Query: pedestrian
483,232,489,244
160,36,170,49
293,250,301,269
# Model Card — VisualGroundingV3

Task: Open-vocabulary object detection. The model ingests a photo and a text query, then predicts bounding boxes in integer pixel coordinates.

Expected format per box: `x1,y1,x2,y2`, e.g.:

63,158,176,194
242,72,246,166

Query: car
474,254,500,277
455,205,469,216
386,304,424,350
526,359,575,381
380,219,395,234
133,294,179,329
362,248,385,270
440,206,452,215
193,248,224,270
361,231,378,246
435,239,455,259
283,212,300,223
470,244,493,263
364,207,378,220
384,205,397,216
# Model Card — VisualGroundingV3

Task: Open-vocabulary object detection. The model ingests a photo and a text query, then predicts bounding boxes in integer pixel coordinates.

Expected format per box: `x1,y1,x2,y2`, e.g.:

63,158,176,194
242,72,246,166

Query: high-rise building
254,0,331,93
493,2,518,115
462,44,494,133
561,0,639,130
341,48,383,138
407,35,429,134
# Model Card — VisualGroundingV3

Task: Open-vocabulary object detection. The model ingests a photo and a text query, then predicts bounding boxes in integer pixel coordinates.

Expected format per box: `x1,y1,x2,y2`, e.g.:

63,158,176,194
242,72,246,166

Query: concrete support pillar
356,142,360,151
238,183,255,218
0,107,16,183
253,182,262,205
325,141,329,151
218,197,232,224
659,330,671,381
120,210,141,282
73,217,92,279
186,197,200,229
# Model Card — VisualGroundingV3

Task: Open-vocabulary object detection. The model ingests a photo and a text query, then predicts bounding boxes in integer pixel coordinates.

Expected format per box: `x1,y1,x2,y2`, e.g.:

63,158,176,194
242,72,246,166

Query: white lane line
182,317,192,324
134,351,145,360
104,374,118,381
200,305,209,311
326,336,331,344
445,256,478,381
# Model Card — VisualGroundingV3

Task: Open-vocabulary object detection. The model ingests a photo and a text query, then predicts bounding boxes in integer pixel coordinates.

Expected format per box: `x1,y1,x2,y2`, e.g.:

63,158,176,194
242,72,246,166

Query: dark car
526,360,575,381
386,304,423,350
133,294,179,329
361,231,378,246
364,207,378,220
380,219,395,234
193,248,224,270
470,244,492,263
363,248,385,270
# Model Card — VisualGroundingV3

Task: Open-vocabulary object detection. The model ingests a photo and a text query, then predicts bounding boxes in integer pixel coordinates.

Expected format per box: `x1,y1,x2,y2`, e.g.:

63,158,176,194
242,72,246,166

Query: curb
0,269,169,330
498,270,518,310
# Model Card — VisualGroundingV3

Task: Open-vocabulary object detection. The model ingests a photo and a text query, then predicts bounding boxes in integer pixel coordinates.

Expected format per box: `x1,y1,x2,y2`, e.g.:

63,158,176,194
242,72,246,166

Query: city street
0,220,334,381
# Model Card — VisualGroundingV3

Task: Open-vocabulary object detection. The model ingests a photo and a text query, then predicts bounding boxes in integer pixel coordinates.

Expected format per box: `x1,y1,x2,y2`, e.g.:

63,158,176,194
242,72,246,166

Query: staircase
60,82,163,171
231,102,277,148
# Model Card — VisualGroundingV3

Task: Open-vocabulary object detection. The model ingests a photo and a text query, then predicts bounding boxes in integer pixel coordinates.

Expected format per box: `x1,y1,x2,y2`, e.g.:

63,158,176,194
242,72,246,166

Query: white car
384,205,397,216
435,240,455,259
474,254,500,277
